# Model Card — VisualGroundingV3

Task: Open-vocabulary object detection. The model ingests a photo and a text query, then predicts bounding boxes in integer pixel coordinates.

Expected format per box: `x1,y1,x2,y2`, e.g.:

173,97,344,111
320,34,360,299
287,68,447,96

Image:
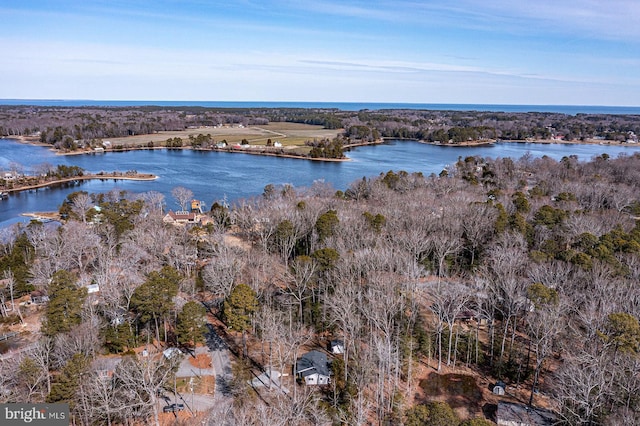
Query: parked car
162,403,185,413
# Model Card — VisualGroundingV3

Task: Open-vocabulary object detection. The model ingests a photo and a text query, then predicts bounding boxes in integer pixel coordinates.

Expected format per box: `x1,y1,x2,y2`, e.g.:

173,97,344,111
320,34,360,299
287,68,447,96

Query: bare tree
3,270,23,323
72,192,93,223
142,190,166,215
57,221,100,273
483,232,530,364
171,186,194,212
113,354,182,426
526,298,564,406
202,244,245,301
326,276,363,382
425,281,472,369
282,255,316,322
553,351,615,425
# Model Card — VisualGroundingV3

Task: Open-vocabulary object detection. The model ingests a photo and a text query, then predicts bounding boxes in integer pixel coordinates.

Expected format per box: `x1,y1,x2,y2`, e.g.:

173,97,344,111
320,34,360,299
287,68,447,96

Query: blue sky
1,0,639,105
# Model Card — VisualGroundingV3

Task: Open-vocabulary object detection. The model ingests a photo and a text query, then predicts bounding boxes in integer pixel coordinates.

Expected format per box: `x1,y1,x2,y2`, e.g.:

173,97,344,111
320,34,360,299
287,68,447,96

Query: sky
1,0,639,105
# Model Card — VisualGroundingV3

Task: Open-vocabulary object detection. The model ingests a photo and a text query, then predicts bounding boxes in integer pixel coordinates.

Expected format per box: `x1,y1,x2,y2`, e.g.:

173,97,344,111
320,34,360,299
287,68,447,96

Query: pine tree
176,301,207,348
223,283,258,357
42,270,87,337
131,266,180,343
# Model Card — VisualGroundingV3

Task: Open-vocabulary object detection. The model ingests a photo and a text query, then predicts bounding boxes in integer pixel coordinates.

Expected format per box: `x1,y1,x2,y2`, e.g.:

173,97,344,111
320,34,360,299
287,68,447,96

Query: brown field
104,123,342,148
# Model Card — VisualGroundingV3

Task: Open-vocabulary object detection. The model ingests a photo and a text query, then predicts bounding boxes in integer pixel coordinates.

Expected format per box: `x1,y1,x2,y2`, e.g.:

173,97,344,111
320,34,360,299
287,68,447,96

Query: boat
0,192,8,199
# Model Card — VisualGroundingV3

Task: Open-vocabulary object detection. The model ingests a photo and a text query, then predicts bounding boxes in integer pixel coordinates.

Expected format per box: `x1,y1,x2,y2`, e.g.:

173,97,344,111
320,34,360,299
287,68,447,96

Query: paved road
204,323,233,400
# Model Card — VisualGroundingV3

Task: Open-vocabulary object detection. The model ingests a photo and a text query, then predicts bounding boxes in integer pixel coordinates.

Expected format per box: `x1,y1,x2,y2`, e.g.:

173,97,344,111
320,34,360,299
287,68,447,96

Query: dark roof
496,401,557,426
296,350,331,377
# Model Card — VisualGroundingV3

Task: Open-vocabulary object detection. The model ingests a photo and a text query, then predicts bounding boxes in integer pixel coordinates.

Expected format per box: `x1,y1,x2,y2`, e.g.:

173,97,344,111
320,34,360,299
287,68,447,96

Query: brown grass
104,123,342,148
189,353,212,369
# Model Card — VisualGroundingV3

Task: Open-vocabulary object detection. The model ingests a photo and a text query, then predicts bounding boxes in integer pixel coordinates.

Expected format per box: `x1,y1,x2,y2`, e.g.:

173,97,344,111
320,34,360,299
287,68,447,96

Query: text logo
1,404,68,425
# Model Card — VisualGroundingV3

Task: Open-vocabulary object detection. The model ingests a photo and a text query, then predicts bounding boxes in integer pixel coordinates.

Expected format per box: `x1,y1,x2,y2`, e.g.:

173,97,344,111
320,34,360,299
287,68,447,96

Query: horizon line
2,98,640,108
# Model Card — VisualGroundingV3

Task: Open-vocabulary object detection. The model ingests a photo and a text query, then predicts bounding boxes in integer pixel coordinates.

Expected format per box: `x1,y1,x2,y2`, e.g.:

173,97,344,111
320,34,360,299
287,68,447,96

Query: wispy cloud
287,0,640,41
1,1,639,104
296,58,612,85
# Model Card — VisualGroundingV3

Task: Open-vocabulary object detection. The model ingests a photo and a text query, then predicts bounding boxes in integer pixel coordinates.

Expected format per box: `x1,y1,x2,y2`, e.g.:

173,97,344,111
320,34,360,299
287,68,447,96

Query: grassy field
104,122,342,148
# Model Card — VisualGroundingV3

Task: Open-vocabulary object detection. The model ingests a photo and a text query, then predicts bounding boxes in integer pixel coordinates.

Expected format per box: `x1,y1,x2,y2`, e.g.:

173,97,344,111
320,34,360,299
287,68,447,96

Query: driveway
204,323,233,399
161,323,232,417
175,346,215,378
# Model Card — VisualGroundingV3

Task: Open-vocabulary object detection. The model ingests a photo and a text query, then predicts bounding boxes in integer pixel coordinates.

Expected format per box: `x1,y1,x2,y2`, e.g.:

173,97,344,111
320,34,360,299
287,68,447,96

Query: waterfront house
163,210,199,225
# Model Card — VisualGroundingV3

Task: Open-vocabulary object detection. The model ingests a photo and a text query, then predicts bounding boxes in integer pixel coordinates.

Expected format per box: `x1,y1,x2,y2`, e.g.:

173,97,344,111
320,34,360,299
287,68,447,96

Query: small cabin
328,339,345,355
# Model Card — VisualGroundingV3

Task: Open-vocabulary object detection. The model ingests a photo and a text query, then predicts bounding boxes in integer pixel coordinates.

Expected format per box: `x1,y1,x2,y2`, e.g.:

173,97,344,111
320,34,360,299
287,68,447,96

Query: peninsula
1,168,157,195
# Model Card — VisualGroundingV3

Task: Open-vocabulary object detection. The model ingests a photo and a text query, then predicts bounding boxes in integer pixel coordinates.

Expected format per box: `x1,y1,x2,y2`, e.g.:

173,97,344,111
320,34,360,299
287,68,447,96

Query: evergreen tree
404,401,458,426
176,301,207,348
223,283,258,357
46,353,89,407
315,210,339,243
0,231,35,296
42,270,87,337
131,266,180,343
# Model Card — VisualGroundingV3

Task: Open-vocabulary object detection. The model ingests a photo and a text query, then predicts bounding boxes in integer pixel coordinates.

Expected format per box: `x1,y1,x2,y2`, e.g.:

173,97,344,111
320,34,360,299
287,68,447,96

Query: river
1,139,639,227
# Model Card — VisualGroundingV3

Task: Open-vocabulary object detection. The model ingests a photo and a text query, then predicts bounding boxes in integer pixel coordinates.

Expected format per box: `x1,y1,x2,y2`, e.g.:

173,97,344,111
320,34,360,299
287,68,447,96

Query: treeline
306,137,345,158
4,106,640,149
1,150,640,423
344,109,640,142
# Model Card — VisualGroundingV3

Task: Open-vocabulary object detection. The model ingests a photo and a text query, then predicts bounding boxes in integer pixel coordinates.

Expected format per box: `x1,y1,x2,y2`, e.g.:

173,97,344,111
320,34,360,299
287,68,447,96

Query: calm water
1,139,639,227
2,99,640,115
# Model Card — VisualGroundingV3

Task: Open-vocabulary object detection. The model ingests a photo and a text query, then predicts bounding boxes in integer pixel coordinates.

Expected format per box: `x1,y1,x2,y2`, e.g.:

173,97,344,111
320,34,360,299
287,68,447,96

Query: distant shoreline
2,100,640,115
3,135,361,162
3,135,636,166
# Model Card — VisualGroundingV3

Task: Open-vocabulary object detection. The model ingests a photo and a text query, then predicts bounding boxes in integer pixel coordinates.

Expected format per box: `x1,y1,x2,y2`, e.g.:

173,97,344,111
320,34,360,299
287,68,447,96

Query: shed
328,339,345,355
493,380,506,395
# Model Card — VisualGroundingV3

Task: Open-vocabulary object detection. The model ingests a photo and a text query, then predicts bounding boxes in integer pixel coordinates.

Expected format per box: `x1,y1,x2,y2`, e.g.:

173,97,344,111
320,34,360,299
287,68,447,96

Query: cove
1,139,639,227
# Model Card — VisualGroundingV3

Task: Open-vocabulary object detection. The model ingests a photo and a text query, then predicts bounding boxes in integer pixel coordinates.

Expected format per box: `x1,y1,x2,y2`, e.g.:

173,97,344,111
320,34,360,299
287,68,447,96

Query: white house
163,347,182,360
329,339,345,355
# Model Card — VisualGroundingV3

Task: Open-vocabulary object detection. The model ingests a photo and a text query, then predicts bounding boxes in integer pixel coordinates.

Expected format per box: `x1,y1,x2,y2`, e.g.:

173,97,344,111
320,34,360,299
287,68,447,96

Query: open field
104,122,343,148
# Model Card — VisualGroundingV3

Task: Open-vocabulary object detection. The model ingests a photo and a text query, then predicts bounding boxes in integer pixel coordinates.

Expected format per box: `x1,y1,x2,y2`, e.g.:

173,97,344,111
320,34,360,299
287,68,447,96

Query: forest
0,148,639,425
1,105,640,147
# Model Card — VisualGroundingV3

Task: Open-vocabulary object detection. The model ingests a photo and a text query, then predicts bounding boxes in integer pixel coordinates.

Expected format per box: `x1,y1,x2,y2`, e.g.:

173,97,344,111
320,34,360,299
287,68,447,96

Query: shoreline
3,135,637,166
21,211,61,222
501,138,632,146
2,135,358,162
1,173,158,195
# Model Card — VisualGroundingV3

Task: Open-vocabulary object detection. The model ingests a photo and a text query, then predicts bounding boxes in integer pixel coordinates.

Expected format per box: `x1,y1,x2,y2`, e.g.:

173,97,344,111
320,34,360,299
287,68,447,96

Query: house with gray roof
496,401,557,426
296,350,331,385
